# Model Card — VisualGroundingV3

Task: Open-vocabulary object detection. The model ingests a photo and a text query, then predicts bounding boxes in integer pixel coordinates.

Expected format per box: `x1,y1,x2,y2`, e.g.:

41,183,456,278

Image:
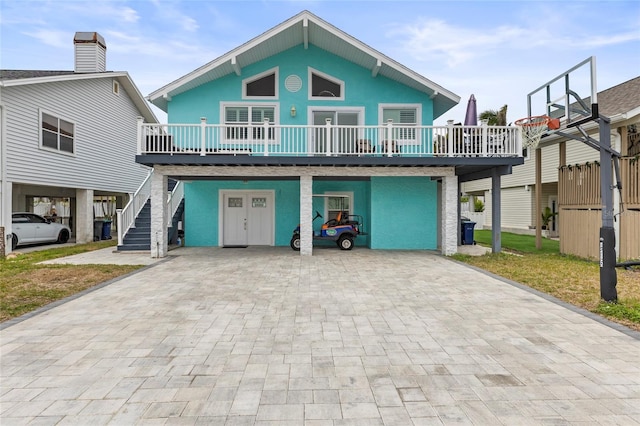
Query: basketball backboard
526,56,598,131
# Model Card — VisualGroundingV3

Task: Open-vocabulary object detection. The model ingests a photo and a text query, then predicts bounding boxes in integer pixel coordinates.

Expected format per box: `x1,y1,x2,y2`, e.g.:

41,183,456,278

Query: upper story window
379,104,421,145
309,68,344,100
41,111,74,154
243,67,278,99
223,103,277,143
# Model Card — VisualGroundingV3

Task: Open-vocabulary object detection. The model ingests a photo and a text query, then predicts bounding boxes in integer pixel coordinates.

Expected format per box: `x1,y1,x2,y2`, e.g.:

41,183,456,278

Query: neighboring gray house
0,32,157,254
462,76,640,259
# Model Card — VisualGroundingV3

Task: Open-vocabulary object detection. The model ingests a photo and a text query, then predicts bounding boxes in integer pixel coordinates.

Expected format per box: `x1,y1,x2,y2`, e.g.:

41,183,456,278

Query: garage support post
76,189,94,244
299,174,313,256
491,168,501,253
441,174,458,255
150,171,168,258
1,181,12,254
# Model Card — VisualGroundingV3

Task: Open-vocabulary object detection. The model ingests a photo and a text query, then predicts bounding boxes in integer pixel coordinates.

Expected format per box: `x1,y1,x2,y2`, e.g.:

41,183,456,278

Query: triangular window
243,67,278,99
309,68,344,100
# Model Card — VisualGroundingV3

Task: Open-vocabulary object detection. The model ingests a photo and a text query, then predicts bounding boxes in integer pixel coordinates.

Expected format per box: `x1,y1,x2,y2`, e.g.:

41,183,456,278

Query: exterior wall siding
182,177,438,250
3,78,148,193
168,44,435,128
184,180,301,247
370,176,437,249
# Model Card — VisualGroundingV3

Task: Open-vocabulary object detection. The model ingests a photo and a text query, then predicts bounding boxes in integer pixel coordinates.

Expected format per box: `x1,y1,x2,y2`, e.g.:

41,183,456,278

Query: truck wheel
290,235,301,251
338,235,354,250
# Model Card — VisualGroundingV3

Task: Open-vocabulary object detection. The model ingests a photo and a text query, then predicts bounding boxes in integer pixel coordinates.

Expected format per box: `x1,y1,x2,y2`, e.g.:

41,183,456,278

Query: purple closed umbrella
464,94,477,126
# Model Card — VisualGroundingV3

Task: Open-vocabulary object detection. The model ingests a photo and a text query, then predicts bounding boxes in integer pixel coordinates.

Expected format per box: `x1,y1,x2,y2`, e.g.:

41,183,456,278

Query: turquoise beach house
129,11,523,257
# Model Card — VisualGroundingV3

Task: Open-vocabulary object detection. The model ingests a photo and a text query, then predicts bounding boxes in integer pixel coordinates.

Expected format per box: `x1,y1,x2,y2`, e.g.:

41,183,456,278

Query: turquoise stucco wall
184,180,299,247
167,44,434,127
183,179,372,247
369,177,438,250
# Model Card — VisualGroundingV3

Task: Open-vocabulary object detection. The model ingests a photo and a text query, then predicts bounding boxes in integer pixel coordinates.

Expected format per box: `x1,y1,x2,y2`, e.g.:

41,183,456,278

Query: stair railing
116,169,153,246
167,180,184,228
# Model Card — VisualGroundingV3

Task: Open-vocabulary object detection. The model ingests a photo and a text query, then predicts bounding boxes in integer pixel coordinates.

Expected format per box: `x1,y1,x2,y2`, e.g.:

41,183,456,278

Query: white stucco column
76,188,94,243
299,174,313,256
150,170,168,258
441,174,458,256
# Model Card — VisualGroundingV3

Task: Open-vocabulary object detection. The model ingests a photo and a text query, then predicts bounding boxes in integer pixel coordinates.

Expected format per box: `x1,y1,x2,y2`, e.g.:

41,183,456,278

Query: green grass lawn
473,229,560,254
455,230,640,331
1,241,143,322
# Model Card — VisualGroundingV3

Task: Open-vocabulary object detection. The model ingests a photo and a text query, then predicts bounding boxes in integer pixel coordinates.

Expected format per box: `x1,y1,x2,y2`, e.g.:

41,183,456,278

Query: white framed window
325,191,353,222
378,103,421,145
308,67,344,100
40,110,75,154
113,80,120,95
221,103,279,144
242,67,278,99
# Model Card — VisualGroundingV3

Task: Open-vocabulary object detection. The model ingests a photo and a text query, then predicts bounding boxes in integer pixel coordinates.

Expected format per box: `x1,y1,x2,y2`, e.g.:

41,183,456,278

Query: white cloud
120,7,140,24
25,29,70,49
390,15,639,68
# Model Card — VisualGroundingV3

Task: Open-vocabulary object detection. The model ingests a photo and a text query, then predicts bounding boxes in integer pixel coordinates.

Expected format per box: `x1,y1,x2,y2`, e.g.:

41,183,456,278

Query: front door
222,191,273,246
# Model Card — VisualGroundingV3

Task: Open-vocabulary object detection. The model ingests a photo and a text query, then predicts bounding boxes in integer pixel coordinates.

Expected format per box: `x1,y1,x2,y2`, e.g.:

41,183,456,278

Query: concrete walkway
1,247,639,425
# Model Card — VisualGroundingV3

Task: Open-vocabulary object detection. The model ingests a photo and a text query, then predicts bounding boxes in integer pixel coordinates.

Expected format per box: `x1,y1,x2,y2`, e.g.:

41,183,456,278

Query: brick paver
1,247,639,425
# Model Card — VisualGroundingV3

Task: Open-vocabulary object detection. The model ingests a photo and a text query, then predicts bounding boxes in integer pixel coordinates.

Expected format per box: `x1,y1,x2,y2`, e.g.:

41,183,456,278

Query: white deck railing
116,170,152,246
137,118,523,158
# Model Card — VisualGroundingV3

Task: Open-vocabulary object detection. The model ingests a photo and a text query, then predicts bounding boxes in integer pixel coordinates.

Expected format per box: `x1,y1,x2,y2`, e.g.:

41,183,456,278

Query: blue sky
2,0,639,124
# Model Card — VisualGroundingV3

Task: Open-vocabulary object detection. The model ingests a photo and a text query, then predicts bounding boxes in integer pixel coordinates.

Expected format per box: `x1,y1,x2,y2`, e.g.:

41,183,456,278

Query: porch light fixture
290,105,296,117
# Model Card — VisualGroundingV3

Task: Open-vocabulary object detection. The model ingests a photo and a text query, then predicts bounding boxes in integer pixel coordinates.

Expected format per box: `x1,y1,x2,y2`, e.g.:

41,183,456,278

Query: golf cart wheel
338,235,354,250
11,233,18,250
290,235,301,251
57,229,70,244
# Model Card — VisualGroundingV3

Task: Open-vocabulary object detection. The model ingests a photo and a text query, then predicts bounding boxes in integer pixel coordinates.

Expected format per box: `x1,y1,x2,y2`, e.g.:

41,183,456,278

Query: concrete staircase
117,179,184,252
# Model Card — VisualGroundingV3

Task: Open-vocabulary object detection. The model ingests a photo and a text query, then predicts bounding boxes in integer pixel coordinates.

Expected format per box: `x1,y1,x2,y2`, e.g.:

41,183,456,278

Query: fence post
385,119,394,157
325,118,332,156
200,117,207,156
263,118,270,156
137,116,144,155
116,209,123,246
481,120,488,157
447,120,454,157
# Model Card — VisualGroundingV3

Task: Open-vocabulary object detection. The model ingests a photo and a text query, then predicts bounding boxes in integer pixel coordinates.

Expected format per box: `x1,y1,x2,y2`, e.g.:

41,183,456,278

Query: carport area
1,247,639,424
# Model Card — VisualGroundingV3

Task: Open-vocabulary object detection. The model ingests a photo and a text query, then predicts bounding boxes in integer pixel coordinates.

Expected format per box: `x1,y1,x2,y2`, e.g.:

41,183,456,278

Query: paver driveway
1,247,639,425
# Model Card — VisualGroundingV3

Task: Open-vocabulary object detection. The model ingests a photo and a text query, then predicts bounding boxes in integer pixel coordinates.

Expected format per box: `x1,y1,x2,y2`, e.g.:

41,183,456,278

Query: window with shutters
243,67,278,99
40,110,75,154
222,104,278,143
379,104,422,145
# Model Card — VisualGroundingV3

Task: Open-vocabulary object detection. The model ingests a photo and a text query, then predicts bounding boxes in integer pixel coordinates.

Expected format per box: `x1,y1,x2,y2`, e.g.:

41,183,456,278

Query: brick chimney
73,32,106,73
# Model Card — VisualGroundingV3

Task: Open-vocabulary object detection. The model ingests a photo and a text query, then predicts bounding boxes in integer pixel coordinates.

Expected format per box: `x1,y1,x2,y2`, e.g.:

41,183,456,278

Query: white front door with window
222,191,274,246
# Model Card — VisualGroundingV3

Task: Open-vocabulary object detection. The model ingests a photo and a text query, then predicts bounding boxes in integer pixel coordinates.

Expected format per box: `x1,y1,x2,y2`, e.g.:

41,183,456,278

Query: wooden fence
558,158,640,260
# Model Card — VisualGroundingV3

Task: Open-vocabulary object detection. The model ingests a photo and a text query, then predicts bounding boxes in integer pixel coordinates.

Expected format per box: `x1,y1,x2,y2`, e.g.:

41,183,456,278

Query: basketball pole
597,116,617,302
554,111,620,302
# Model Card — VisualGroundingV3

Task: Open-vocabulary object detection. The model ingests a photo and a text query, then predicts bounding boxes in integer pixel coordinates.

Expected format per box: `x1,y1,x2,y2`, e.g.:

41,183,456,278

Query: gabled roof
148,10,460,119
0,70,158,123
595,76,640,117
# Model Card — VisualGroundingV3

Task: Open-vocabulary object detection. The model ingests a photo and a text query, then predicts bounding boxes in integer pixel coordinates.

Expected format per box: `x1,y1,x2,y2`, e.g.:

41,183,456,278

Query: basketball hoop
515,115,559,149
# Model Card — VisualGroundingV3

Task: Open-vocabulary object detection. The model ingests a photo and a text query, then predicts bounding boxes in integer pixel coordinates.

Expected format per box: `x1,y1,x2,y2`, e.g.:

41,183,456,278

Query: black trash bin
461,219,476,245
101,220,112,240
93,220,104,241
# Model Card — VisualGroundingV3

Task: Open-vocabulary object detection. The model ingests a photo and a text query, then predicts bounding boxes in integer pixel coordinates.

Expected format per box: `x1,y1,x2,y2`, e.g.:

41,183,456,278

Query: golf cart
290,194,365,251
